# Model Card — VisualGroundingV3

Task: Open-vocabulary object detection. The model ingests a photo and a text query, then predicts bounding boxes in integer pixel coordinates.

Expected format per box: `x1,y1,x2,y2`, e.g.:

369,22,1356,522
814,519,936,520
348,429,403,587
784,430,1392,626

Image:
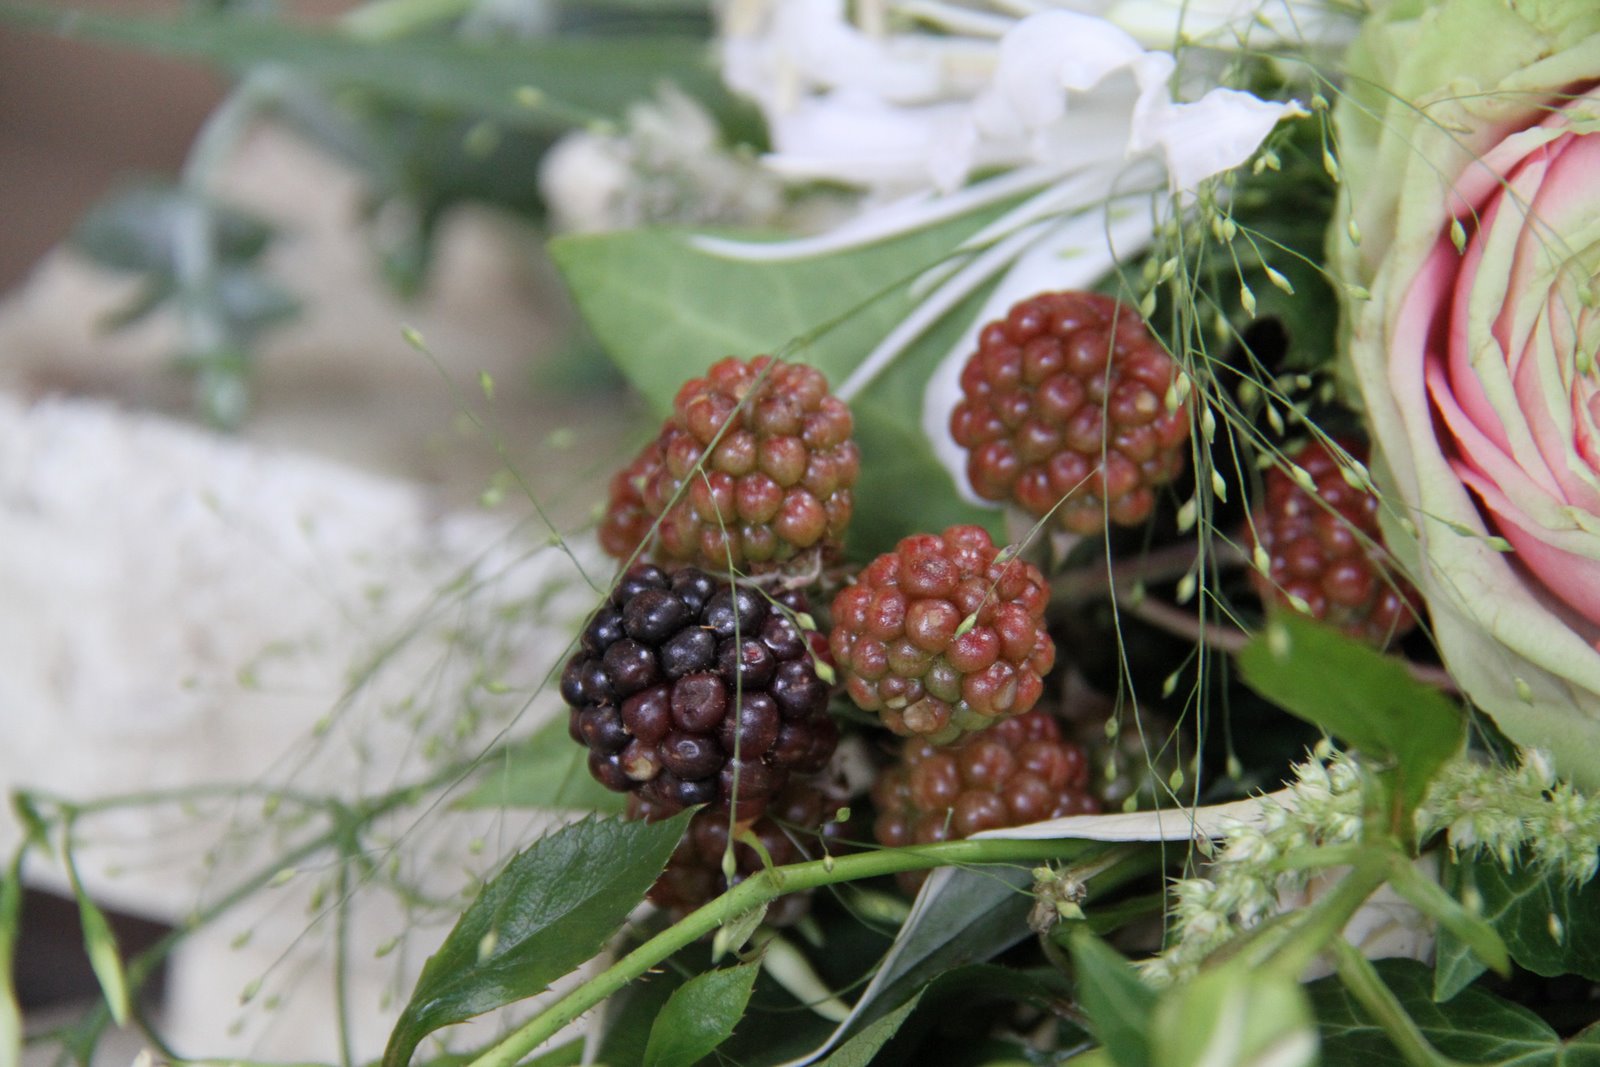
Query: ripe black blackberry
829,525,1053,742
630,777,847,925
599,356,860,572
872,709,1098,892
563,564,838,819
950,291,1189,535
1246,438,1419,647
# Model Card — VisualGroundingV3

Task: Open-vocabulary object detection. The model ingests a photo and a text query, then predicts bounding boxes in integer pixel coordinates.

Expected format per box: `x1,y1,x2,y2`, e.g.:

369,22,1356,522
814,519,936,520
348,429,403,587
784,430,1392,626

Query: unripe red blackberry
950,291,1189,535
598,438,664,561
871,709,1098,891
600,356,860,572
630,777,847,924
829,525,1053,742
1246,438,1419,647
563,564,838,819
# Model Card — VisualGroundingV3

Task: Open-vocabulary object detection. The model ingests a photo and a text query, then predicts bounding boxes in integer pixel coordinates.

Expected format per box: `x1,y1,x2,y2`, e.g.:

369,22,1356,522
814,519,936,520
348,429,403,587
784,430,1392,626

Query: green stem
464,836,1103,1067
341,0,475,40
1331,940,1466,1067
1260,849,1391,980
0,849,24,1067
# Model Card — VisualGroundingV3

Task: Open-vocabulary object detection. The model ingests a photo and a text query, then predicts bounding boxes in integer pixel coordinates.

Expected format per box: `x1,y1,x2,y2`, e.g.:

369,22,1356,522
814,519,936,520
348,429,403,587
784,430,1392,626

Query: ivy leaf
1151,958,1316,1067
1435,852,1600,1001
642,960,761,1067
1238,614,1464,827
548,212,1020,559
1070,932,1156,1067
1312,958,1600,1065
456,716,626,814
382,811,692,1067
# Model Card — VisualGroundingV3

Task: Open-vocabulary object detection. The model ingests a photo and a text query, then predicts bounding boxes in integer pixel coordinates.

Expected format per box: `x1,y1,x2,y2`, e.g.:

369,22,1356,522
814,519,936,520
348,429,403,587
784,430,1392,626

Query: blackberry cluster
630,778,847,925
872,709,1098,891
562,565,838,819
599,356,860,572
1247,438,1419,647
829,525,1054,742
950,291,1189,535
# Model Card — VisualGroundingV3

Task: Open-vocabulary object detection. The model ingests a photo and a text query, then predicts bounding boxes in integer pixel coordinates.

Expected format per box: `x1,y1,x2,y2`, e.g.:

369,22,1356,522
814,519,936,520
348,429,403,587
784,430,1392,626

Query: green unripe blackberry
829,525,1053,742
599,356,859,571
563,564,838,820
1246,438,1419,647
950,291,1189,534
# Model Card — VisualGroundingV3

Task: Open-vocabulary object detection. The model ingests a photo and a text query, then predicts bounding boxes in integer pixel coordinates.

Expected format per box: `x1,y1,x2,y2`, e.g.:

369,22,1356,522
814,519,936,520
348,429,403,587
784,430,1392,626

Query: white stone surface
0,391,604,1062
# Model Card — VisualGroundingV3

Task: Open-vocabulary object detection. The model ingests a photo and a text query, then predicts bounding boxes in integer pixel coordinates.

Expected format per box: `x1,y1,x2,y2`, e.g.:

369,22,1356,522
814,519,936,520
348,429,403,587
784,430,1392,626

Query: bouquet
5,0,1600,1065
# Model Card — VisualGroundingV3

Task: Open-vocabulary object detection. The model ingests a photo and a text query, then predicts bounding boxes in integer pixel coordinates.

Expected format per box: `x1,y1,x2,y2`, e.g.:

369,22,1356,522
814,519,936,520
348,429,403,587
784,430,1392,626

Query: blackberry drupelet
829,525,1054,741
599,356,860,571
1246,438,1419,647
950,291,1189,534
871,709,1098,891
630,777,847,924
563,564,837,819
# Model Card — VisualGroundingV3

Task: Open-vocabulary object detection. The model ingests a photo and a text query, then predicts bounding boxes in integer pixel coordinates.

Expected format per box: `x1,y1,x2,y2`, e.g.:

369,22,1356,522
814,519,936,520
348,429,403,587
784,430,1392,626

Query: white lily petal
688,163,1063,262
974,9,1146,136
1133,88,1303,193
762,89,973,190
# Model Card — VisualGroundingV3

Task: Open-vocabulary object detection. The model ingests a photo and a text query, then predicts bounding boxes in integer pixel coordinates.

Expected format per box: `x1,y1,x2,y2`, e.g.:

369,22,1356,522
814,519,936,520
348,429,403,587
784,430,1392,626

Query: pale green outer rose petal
1333,0,1600,786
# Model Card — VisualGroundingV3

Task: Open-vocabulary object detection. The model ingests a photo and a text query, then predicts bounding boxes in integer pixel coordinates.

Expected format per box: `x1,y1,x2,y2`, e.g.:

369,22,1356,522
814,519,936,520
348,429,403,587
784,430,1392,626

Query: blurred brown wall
0,1,356,292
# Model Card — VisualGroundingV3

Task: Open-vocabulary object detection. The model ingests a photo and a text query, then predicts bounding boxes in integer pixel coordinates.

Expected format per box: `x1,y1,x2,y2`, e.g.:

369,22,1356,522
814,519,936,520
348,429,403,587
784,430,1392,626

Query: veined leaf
813,992,923,1067
1238,614,1464,823
1313,959,1600,1066
382,810,692,1067
642,960,760,1067
1435,852,1600,1001
0,7,724,133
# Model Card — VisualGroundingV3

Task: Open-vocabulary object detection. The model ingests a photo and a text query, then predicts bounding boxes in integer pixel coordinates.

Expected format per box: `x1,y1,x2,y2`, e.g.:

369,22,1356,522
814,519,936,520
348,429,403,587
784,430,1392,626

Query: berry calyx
829,525,1054,741
599,356,860,571
1246,437,1420,647
950,291,1189,534
563,564,838,819
871,709,1098,891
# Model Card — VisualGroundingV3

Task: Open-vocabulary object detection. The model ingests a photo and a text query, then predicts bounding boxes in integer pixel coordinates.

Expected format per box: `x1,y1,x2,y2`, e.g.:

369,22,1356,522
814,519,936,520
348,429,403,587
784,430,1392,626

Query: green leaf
1151,960,1317,1067
1069,932,1156,1067
548,212,1018,559
1238,614,1465,822
456,717,626,814
642,960,760,1067
382,810,692,1067
1313,958,1600,1065
63,851,130,1027
1436,852,1600,1002
70,183,274,276
1,8,724,133
814,992,924,1067
0,853,23,1067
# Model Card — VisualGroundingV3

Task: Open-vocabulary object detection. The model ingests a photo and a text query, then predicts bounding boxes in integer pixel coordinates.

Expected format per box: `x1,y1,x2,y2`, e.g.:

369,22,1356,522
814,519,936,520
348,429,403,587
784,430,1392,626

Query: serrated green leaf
382,810,692,1067
547,213,1016,559
815,991,924,1067
1238,614,1464,822
1,7,724,133
642,960,760,1067
456,717,626,814
1313,959,1600,1065
1069,932,1156,1067
1436,852,1600,1002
